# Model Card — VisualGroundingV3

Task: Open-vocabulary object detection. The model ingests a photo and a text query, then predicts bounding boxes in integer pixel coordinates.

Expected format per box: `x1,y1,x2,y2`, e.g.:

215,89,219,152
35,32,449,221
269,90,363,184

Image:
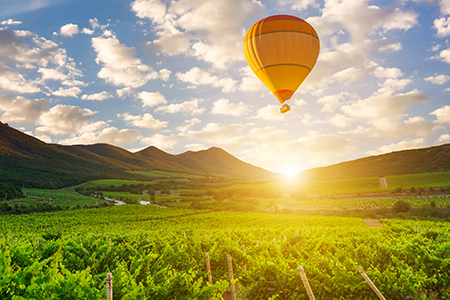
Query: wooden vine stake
227,254,237,300
205,252,213,286
357,268,386,300
297,266,316,300
106,273,113,300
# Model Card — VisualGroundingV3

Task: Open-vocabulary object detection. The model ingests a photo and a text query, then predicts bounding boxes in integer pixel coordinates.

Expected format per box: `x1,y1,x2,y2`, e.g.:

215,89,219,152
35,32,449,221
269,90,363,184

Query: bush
393,200,411,213
430,200,437,208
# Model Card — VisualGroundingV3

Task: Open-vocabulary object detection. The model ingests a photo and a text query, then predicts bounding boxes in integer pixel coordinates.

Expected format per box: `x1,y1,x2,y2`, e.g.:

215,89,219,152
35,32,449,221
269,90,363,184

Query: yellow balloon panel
244,15,320,103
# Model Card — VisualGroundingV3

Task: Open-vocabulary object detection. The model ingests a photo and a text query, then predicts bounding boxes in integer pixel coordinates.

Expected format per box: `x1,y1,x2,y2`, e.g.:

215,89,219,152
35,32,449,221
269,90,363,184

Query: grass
17,188,105,208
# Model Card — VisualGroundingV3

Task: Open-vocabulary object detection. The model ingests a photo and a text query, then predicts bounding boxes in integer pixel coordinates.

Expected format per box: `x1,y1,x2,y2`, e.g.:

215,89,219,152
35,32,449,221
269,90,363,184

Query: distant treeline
0,182,23,201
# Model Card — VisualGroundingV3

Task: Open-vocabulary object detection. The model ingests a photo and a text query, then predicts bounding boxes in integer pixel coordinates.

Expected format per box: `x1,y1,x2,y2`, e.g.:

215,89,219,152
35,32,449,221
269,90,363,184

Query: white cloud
238,66,265,92
184,143,207,151
52,86,82,98
36,104,95,135
118,112,168,130
131,0,264,69
253,105,284,121
0,95,49,124
431,105,450,123
117,87,133,98
147,32,190,56
326,114,353,128
140,133,178,152
438,134,450,144
155,98,205,115
38,68,68,81
366,138,427,156
81,28,94,35
434,16,450,37
81,91,112,101
183,122,247,144
176,67,237,92
341,89,428,120
60,23,79,37
438,48,450,63
138,91,167,108
92,31,162,88
378,42,402,53
176,118,201,133
424,74,450,84
60,127,143,146
1,19,22,25
317,94,345,113
278,0,318,11
211,98,251,116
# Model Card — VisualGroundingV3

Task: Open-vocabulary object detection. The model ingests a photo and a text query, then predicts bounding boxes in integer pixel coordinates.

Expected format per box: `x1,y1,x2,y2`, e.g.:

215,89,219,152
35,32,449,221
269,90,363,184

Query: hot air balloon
243,15,320,113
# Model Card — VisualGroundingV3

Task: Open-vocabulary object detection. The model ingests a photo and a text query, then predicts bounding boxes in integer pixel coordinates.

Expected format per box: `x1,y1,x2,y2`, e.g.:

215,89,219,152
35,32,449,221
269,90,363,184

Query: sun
282,167,299,180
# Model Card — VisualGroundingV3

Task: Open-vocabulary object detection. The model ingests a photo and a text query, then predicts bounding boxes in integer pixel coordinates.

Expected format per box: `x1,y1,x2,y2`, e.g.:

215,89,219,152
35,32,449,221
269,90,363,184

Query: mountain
0,122,274,188
302,143,450,181
137,146,271,177
0,122,143,188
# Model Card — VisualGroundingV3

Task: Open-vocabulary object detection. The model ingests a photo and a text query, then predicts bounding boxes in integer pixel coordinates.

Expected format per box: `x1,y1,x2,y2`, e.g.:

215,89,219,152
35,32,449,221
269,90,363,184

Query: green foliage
393,200,412,213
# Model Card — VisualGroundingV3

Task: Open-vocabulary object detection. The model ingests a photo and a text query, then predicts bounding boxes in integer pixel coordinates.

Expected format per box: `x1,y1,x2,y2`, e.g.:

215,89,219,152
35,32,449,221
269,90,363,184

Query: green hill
0,122,142,189
302,143,450,181
0,122,274,189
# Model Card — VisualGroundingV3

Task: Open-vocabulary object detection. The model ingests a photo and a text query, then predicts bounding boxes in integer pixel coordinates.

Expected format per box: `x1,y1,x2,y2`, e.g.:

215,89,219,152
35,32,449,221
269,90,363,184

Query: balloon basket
280,104,290,113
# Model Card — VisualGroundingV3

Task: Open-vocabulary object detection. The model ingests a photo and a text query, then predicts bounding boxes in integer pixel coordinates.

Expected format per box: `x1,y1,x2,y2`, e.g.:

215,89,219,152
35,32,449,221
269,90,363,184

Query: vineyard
1,206,450,299
291,171,450,195
257,194,450,211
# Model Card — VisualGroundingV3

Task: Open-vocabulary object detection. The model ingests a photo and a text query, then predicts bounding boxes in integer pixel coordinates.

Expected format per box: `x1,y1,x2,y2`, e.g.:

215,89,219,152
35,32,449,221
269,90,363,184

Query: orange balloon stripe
273,90,295,103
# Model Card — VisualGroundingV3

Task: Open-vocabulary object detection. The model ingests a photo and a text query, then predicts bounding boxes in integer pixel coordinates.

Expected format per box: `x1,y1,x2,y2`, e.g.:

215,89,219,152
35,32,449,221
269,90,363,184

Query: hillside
0,122,274,188
302,143,450,181
0,122,142,188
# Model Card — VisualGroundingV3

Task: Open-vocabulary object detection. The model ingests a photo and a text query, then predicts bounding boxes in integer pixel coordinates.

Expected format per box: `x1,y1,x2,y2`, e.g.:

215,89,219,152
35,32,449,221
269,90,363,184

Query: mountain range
2,120,450,189
0,121,272,188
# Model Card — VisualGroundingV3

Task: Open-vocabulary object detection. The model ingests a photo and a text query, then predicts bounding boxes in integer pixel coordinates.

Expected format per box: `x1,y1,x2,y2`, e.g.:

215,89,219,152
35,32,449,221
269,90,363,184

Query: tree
393,200,411,213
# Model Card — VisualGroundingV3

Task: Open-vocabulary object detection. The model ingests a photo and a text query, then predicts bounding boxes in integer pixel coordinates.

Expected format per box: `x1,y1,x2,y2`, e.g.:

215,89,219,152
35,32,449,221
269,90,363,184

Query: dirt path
363,219,383,227
379,177,388,188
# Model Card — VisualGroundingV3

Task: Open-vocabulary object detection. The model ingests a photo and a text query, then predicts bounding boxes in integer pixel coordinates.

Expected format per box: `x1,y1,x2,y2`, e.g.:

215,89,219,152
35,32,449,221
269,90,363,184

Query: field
1,207,449,299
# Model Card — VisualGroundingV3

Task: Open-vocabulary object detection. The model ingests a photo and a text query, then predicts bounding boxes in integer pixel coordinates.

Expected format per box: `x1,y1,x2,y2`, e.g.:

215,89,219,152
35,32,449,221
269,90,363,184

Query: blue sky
1,0,450,175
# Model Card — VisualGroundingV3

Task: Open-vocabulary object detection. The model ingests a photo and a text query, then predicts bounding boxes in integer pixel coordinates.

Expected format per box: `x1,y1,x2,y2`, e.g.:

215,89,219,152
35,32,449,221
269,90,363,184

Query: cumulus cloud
176,118,201,133
92,31,164,88
317,94,346,113
138,91,167,108
36,104,95,135
81,91,112,101
438,134,450,144
131,0,264,69
60,23,79,37
434,16,450,37
118,112,168,130
1,19,22,25
155,98,205,115
253,105,284,121
366,138,427,156
378,42,402,53
0,27,83,93
117,87,133,98
0,95,49,123
341,89,428,119
51,86,82,98
140,133,178,152
211,98,251,116
238,66,265,92
182,122,247,144
175,67,237,92
60,127,143,146
431,105,450,123
424,74,450,84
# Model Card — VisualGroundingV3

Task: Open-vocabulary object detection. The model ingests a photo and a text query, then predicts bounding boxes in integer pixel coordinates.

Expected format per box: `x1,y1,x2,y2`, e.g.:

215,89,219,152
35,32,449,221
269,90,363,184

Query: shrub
393,200,411,213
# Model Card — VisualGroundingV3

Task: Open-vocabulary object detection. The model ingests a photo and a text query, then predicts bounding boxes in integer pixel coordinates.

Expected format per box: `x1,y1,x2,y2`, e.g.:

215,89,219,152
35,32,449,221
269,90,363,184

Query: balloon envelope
243,15,320,104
